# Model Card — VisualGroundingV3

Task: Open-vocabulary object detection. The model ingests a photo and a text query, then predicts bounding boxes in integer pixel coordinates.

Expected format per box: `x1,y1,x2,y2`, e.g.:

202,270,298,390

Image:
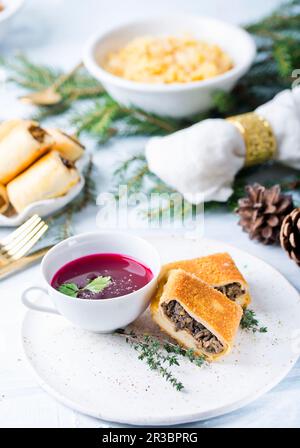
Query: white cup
21,231,161,333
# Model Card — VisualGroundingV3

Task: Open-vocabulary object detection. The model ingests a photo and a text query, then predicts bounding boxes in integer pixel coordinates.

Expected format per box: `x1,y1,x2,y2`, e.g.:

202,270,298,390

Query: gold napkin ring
226,112,277,167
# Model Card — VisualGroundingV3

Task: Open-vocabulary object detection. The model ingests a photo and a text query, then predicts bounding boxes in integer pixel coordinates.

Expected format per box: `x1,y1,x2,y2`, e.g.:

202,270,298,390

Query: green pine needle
1,54,103,120
112,154,200,220
1,0,300,223
212,90,237,115
44,157,97,243
1,1,300,137
2,54,61,90
112,153,300,218
274,39,293,77
71,96,179,142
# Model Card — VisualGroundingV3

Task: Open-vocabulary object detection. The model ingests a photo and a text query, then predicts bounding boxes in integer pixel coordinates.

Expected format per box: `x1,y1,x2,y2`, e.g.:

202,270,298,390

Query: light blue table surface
0,0,299,428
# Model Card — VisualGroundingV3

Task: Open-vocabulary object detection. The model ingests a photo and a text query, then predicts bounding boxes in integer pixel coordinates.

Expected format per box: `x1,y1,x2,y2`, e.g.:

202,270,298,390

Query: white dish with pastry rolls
0,120,87,227
22,235,300,426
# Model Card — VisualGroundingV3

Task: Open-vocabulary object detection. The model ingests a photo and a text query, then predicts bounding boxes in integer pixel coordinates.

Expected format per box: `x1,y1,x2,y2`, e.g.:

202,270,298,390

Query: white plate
0,154,88,227
22,236,300,426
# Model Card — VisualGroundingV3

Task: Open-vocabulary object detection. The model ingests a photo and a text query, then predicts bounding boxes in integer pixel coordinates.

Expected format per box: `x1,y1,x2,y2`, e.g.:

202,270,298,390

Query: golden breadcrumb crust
151,252,251,311
162,269,242,344
151,269,243,360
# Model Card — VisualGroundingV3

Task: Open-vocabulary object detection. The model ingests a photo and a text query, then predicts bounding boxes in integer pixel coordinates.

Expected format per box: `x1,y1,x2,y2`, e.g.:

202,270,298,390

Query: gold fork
0,245,53,280
0,215,48,266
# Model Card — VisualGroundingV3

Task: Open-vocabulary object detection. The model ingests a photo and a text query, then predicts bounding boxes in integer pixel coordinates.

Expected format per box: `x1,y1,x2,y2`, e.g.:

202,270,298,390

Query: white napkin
257,88,300,169
145,87,300,203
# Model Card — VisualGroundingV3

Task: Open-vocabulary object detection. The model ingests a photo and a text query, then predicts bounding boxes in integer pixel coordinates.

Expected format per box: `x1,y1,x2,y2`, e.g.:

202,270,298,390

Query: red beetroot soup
51,253,153,300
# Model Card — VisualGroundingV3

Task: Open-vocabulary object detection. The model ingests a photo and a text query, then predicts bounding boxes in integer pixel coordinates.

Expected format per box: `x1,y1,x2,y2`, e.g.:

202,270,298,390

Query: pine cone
236,183,294,245
280,208,300,266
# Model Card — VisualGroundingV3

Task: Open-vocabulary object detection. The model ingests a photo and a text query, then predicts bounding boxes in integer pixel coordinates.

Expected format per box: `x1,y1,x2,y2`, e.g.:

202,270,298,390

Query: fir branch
2,1,300,137
1,54,181,138
61,156,96,236
212,0,300,115
71,97,179,141
112,154,200,220
2,54,61,90
228,172,300,210
113,154,151,195
30,102,72,121
124,107,179,133
70,157,96,212
112,154,256,217
112,155,300,217
1,0,300,217
273,38,293,76
246,1,300,35
145,195,199,222
108,0,300,209
1,54,104,115
116,329,205,391
212,90,237,115
240,309,268,333
45,157,97,241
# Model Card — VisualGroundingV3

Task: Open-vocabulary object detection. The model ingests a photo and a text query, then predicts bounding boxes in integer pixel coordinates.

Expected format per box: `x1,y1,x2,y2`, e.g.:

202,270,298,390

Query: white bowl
84,15,256,118
21,231,161,333
0,0,24,40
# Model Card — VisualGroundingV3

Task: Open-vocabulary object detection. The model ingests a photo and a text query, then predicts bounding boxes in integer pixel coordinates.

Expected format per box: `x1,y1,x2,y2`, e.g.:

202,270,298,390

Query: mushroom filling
29,125,47,143
161,300,224,354
215,282,245,301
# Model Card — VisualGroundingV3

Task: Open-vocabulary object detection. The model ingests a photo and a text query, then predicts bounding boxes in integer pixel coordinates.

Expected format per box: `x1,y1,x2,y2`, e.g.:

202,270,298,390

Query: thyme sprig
116,309,268,390
163,341,206,368
116,330,206,391
240,309,268,333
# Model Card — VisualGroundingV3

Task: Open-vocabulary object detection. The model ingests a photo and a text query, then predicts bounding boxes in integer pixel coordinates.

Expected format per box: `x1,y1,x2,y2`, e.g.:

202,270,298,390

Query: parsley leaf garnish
84,276,111,293
58,283,78,297
57,276,111,298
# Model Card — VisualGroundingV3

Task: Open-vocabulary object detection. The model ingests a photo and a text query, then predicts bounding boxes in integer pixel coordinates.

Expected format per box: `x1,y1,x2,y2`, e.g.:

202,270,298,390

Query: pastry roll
7,151,80,213
47,128,84,161
0,119,23,141
0,121,54,184
154,253,250,308
151,269,242,361
0,183,9,214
